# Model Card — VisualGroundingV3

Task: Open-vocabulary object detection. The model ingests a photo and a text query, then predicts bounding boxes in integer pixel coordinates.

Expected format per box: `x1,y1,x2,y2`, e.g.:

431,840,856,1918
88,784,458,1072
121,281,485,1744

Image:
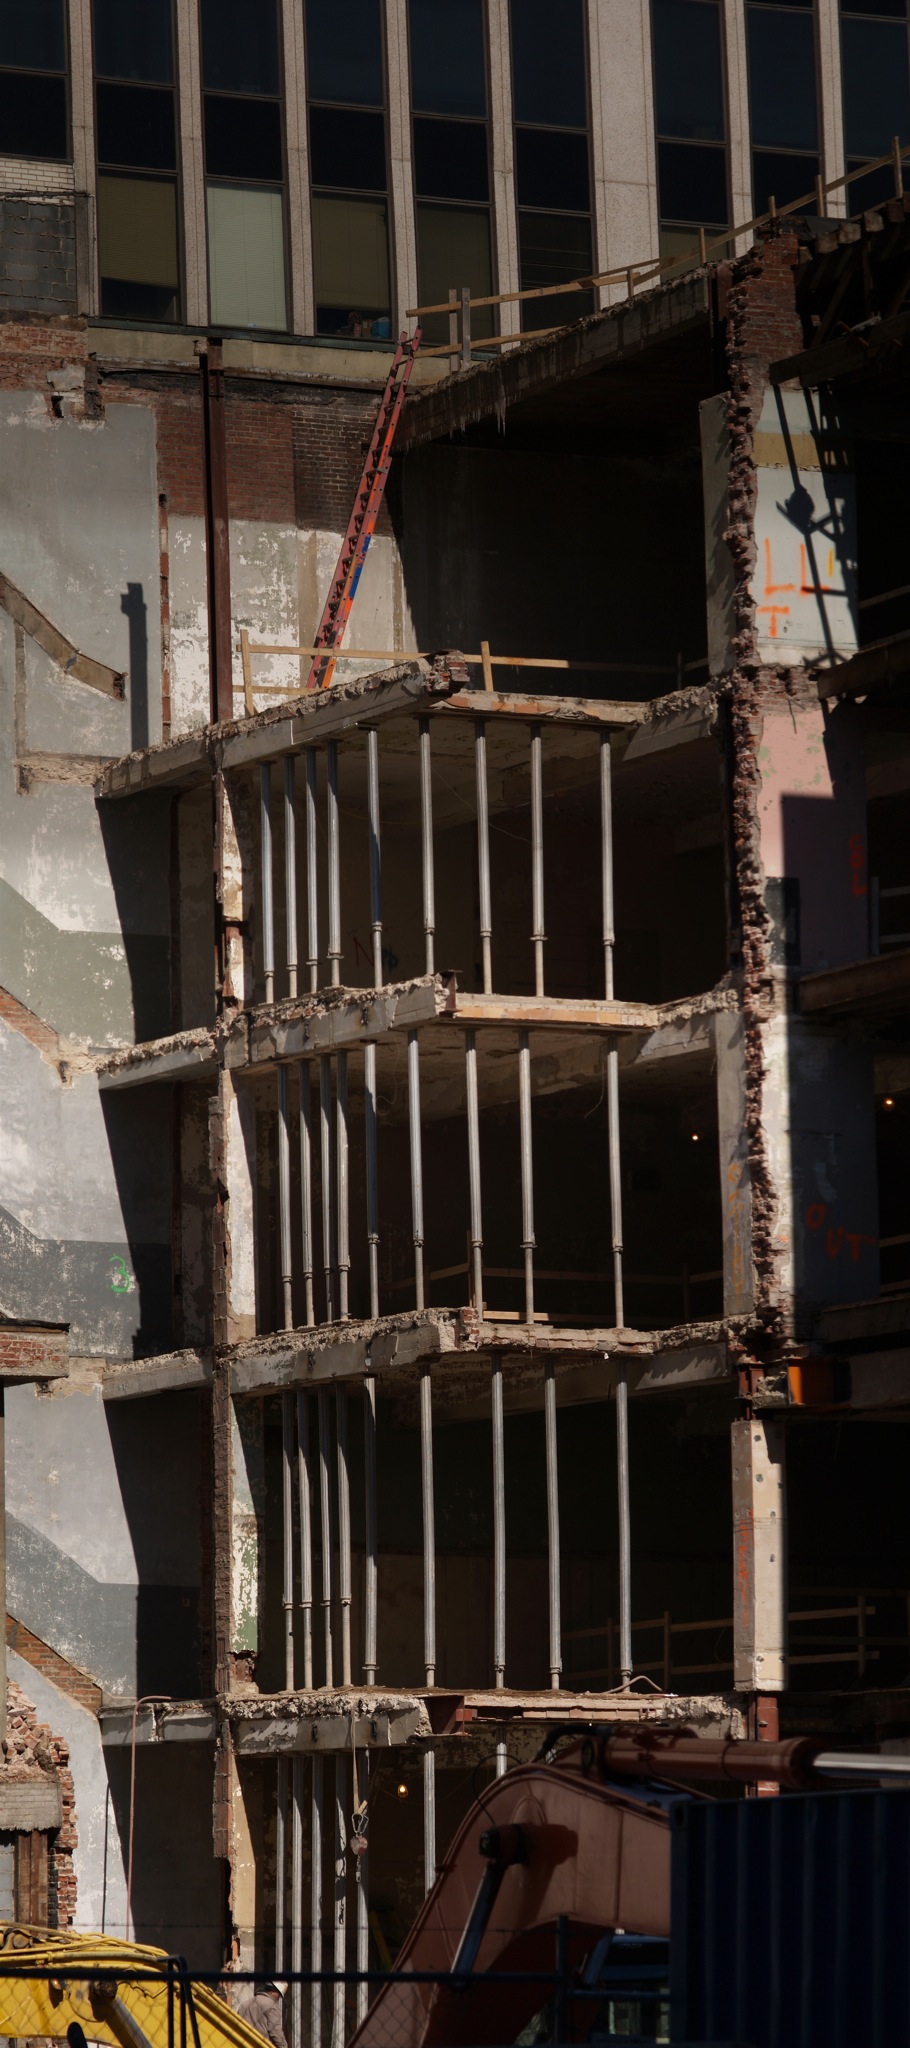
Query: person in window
342,310,365,335
244,1981,289,2048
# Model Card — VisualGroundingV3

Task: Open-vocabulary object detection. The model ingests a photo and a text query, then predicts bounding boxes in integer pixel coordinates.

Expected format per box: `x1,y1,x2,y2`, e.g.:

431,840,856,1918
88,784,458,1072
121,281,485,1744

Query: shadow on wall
121,583,149,753
103,1746,224,1970
99,1087,175,1358
96,792,172,1044
104,1390,205,1697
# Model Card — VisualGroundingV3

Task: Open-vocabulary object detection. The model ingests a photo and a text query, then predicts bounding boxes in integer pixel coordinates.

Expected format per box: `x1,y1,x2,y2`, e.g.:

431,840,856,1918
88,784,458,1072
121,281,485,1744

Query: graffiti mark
803,1203,875,1261
351,931,399,976
109,1254,133,1294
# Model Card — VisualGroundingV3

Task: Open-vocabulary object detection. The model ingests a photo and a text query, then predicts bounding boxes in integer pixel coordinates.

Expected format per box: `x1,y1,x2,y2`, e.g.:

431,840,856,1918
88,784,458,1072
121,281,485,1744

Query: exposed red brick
7,1617,102,1715
3,1679,77,1926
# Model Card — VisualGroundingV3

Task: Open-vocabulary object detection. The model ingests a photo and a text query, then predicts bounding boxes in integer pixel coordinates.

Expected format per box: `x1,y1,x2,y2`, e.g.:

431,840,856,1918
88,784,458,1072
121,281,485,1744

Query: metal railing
408,137,910,367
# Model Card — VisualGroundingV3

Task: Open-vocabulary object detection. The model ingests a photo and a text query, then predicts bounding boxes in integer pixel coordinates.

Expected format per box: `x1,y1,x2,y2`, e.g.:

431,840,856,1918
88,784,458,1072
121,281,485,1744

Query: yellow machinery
0,1925,266,2048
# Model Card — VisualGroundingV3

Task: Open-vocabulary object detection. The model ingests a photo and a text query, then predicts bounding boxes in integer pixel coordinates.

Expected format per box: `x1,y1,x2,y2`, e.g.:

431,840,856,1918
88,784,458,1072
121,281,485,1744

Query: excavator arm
0,1926,265,2048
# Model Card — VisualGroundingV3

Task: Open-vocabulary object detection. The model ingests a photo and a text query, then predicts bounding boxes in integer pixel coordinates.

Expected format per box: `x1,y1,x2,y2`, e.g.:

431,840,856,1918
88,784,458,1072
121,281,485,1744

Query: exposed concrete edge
101,1348,212,1400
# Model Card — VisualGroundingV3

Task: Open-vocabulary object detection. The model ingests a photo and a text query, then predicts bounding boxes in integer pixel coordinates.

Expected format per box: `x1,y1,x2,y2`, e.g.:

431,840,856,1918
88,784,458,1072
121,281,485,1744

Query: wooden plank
799,947,910,1015
449,991,658,1030
0,571,125,699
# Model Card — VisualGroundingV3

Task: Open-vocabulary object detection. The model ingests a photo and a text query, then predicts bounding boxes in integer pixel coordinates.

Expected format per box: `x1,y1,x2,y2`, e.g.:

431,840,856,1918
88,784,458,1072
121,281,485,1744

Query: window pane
752,148,818,211
516,125,590,209
842,0,906,16
97,80,176,169
312,192,390,332
416,200,493,338
517,210,592,329
98,171,178,317
841,16,910,156
0,67,67,153
309,105,386,189
414,116,489,199
92,0,173,83
845,154,898,207
748,8,818,149
510,0,587,126
653,0,725,140
200,0,279,95
204,93,283,180
305,0,384,105
409,0,486,115
657,138,728,221
0,0,65,71
208,182,287,328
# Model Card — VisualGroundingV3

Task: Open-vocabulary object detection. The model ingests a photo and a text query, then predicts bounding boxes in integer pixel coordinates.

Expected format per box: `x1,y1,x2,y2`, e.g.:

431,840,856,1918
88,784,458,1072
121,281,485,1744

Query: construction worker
243,1981,289,2048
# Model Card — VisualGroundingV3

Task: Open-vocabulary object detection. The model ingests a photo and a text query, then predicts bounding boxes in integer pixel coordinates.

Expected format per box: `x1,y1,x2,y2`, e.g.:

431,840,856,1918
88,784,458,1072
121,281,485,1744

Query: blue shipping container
670,1784,910,2048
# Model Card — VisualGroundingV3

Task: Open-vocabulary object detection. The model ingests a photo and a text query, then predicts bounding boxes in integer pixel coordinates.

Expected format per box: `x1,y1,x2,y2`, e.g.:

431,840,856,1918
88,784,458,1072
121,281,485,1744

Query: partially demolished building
2,140,910,2041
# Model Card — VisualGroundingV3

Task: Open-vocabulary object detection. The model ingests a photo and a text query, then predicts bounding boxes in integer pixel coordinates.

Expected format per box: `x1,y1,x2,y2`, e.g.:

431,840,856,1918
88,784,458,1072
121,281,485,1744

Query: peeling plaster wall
7,1648,126,1936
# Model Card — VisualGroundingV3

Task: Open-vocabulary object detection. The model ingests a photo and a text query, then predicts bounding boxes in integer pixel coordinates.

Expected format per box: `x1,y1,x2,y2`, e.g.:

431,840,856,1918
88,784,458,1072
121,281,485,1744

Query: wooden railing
563,1589,910,1690
408,137,910,368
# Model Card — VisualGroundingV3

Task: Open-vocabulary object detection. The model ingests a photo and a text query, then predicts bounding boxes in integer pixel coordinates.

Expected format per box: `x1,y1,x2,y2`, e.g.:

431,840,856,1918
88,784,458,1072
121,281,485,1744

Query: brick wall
0,200,78,318
6,1618,101,1715
4,1680,77,1927
154,380,387,533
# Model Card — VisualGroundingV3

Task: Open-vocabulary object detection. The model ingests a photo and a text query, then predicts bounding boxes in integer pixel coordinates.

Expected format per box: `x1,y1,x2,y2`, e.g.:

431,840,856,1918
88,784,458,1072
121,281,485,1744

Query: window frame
406,0,496,332
0,0,71,166
201,0,291,335
91,0,184,322
838,0,910,213
649,0,731,245
305,0,394,337
745,0,821,215
507,0,596,329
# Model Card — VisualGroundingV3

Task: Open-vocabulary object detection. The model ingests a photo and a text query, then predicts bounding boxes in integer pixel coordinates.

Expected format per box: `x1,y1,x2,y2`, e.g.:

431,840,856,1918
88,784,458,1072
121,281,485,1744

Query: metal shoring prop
310,1756,323,2048
305,748,319,992
601,732,631,1687
282,1387,295,1692
419,717,436,973
336,1386,353,1686
363,1365,378,1684
260,763,275,1004
475,718,492,992
297,1390,314,1689
299,1062,315,1329
530,722,545,997
319,1055,335,1322
327,740,341,987
336,1051,350,1320
318,1388,334,1687
285,754,298,999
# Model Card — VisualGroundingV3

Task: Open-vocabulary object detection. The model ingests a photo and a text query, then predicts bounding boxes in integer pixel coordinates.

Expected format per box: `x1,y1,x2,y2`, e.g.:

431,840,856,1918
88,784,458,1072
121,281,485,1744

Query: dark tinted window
413,115,488,198
0,0,65,70
0,66,67,152
653,0,725,139
200,0,280,95
305,0,384,104
516,125,590,209
748,8,818,149
93,0,173,83
657,138,728,220
510,0,587,125
96,80,176,168
752,148,819,208
842,15,910,155
409,0,486,114
843,0,905,13
309,105,387,188
204,93,284,179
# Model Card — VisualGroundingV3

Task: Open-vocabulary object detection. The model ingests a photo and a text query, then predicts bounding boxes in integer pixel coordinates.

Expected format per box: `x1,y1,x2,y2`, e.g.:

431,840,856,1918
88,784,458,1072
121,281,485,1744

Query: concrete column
731,1416,787,1692
211,1071,258,1349
0,1389,6,1744
231,1400,265,1666
816,0,847,214
219,771,256,1008
385,0,418,329
283,0,315,336
723,0,753,244
68,0,98,314
714,1011,754,1318
587,0,660,302
176,0,207,327
487,0,521,338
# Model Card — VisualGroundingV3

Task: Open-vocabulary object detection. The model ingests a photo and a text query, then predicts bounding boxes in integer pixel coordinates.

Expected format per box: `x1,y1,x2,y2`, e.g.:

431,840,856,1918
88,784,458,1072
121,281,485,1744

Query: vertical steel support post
601,735,631,1683
305,749,319,993
327,739,341,987
336,1051,350,1320
367,726,383,986
518,1031,535,1326
332,1760,346,2048
363,1371,378,1683
285,756,298,1000
407,1030,425,1309
475,719,492,993
419,717,435,974
335,1388,353,1686
545,1362,561,1690
364,1044,379,1318
282,1390,295,1692
424,1744,436,1894
297,1391,314,1690
492,1361,506,1688
278,1066,293,1331
600,734,615,1002
495,1741,507,1778
616,1364,632,1690
299,1063,315,1328
355,1750,370,2024
319,1055,334,1322
530,723,545,997
276,1757,287,1971
261,764,275,1005
310,1757,323,2048
465,1030,484,1312
318,1389,334,1687
420,1366,436,1687
291,1757,303,2048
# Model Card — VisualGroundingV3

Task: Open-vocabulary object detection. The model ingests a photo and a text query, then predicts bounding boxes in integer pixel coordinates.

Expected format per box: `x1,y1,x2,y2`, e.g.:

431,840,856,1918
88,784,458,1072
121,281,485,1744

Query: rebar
423,1745,436,1894
327,739,341,987
519,1030,535,1326
261,763,275,1005
364,1044,379,1318
419,717,436,974
336,1051,350,1320
335,1387,352,1687
299,1062,315,1328
290,1756,303,2048
475,719,492,993
282,1390,295,1692
319,1054,334,1322
285,755,298,1000
420,1365,436,1687
278,1067,293,1331
310,1756,323,2048
364,1370,378,1683
305,748,319,993
545,1361,561,1689
465,1029,483,1311
492,1361,505,1687
367,725,383,987
297,1391,314,1690
276,1756,287,1972
318,1388,333,1688
530,723,545,997
407,1029,425,1309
